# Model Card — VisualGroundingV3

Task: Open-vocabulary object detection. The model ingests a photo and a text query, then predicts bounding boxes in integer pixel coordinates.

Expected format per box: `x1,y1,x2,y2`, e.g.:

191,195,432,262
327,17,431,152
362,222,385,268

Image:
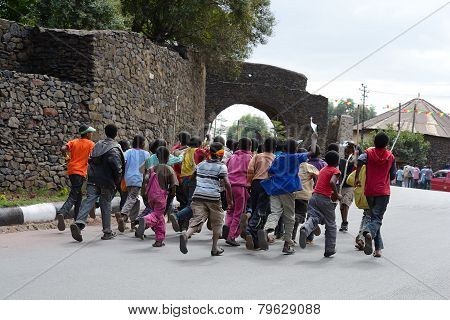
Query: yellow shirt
294,162,319,200
181,147,197,177
346,165,369,210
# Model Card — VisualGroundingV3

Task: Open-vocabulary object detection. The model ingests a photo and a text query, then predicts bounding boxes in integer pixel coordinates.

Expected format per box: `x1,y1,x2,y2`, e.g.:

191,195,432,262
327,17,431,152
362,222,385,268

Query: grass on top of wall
0,187,69,208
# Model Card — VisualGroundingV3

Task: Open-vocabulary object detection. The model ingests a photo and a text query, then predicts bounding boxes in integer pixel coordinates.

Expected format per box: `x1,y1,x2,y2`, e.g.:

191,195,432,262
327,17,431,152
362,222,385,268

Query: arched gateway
205,63,328,144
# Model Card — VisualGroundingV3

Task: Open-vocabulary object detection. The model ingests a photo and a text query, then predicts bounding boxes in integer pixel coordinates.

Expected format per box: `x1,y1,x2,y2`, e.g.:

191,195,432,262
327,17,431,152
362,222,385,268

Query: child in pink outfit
224,138,253,246
136,146,178,247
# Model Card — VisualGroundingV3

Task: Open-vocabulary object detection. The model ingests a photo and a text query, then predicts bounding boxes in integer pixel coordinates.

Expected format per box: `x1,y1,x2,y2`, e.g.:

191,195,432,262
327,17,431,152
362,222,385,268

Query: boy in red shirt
355,132,396,257
56,124,96,231
299,150,341,257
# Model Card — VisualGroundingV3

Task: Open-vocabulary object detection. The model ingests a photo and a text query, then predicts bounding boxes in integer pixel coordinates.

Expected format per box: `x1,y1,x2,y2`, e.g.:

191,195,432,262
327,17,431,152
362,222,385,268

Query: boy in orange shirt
56,124,96,231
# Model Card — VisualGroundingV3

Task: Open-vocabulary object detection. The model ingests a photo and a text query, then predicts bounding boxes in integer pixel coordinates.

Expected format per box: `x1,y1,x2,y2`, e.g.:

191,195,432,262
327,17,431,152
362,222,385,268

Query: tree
28,0,128,30
0,0,36,23
121,0,275,73
361,127,430,166
328,98,377,125
227,114,271,141
271,119,286,139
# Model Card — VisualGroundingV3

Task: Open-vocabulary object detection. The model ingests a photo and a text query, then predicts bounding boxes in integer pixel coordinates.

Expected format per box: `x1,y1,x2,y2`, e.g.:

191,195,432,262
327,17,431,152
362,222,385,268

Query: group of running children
56,123,396,258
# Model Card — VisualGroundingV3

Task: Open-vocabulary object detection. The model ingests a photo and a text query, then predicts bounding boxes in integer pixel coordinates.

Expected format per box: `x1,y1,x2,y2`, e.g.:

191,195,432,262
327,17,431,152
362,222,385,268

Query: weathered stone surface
42,107,58,116
8,116,20,128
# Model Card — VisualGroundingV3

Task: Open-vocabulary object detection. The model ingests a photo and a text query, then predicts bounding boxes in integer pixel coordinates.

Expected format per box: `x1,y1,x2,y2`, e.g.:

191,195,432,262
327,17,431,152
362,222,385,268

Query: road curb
0,197,130,227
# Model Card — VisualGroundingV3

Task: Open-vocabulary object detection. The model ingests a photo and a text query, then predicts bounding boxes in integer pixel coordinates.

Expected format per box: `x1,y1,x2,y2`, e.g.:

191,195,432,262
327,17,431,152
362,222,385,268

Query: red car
431,170,450,192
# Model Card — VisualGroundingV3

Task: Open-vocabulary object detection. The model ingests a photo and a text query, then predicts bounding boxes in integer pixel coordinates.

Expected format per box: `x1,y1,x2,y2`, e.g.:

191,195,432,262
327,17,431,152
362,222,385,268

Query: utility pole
411,101,417,133
356,104,360,145
359,84,368,145
398,102,401,132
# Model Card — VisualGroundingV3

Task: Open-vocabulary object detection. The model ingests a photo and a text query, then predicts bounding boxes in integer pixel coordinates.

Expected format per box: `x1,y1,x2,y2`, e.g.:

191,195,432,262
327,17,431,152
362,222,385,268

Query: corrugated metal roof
353,98,450,138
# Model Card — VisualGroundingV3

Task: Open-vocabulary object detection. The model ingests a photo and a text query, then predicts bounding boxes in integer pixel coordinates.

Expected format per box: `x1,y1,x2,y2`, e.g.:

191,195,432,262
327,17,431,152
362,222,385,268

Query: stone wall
426,135,450,170
0,19,205,192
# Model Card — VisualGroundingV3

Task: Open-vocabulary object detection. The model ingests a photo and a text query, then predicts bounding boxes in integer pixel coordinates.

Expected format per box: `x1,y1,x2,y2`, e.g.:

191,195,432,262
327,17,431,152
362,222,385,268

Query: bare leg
340,204,349,223
212,229,220,252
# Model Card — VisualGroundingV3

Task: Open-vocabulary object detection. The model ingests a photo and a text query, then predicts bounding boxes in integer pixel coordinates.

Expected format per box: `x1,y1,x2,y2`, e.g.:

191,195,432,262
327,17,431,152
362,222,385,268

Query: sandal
373,250,382,258
211,247,224,256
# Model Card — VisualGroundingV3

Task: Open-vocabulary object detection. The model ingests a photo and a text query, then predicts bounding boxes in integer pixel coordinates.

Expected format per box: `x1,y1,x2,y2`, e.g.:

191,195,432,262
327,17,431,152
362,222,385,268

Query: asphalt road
1,187,449,300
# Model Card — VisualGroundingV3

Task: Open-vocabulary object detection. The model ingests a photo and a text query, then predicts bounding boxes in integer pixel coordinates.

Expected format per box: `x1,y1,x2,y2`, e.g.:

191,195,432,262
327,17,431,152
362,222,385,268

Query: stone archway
205,63,328,145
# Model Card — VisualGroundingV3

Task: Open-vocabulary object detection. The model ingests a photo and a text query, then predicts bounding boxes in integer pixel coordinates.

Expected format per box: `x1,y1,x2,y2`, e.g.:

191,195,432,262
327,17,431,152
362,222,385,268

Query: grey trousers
75,184,115,234
303,193,337,252
265,193,295,243
120,186,141,222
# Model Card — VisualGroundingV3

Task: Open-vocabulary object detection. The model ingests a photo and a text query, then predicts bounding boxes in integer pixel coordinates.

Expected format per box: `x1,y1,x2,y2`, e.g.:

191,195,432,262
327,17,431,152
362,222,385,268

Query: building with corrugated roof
353,98,450,170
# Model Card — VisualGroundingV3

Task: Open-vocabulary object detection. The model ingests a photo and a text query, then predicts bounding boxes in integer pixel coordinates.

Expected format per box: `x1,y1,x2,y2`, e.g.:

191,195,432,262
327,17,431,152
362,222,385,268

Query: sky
218,0,450,127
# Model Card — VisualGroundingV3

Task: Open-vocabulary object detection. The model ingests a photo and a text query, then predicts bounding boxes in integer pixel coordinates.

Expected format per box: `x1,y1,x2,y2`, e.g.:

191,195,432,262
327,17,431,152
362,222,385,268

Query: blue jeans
75,184,115,234
364,196,389,250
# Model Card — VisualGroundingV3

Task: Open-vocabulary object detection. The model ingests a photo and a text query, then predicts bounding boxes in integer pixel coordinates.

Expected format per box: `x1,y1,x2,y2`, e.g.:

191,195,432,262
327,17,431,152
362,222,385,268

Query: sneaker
324,250,336,258
115,213,125,233
226,239,240,247
70,223,83,242
101,232,116,240
364,232,373,255
169,213,180,232
299,228,307,249
339,221,348,232
136,218,146,240
56,213,66,231
211,247,224,256
221,225,229,240
282,241,295,255
239,213,250,239
313,226,321,236
245,235,254,250
257,230,269,250
179,233,188,254
152,240,165,247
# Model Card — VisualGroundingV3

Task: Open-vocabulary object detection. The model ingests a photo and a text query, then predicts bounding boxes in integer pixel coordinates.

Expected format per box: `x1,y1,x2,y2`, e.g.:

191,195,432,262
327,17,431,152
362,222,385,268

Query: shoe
179,233,188,254
282,241,295,255
245,235,254,250
257,230,269,250
152,241,165,247
364,232,373,255
306,240,314,245
101,232,116,240
373,249,382,258
169,213,180,232
136,217,146,240
239,213,250,239
313,226,321,236
211,247,224,256
70,223,83,242
115,213,125,233
226,239,240,247
339,221,348,232
56,213,66,231
355,238,364,251
324,250,336,257
267,234,276,244
221,225,229,240
299,228,307,249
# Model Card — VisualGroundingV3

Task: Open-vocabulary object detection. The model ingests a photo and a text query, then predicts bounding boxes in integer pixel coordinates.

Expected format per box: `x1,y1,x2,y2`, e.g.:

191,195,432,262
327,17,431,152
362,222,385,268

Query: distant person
355,131,396,258
116,135,150,232
223,138,253,246
222,139,235,164
308,145,327,171
403,165,413,188
338,142,356,232
144,139,183,168
299,150,341,258
179,142,233,256
395,167,404,187
327,143,340,153
423,166,433,190
135,146,178,247
70,124,125,242
56,124,96,231
412,165,420,188
118,140,131,210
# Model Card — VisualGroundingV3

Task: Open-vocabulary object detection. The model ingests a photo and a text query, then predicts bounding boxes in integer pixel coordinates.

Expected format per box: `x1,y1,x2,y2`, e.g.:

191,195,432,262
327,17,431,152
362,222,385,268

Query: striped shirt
193,160,228,201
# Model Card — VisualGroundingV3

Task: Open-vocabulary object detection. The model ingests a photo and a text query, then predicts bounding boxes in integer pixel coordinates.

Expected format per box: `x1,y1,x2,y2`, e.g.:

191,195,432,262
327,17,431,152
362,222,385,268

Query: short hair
297,147,307,153
105,124,118,139
188,136,202,148
118,140,131,152
251,138,259,152
150,139,167,154
275,139,285,152
226,139,235,150
327,143,339,152
213,136,225,145
238,137,252,151
325,151,340,166
155,146,170,164
132,135,146,149
309,144,321,158
178,131,191,146
209,142,224,159
263,137,276,153
285,139,298,154
374,131,389,148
